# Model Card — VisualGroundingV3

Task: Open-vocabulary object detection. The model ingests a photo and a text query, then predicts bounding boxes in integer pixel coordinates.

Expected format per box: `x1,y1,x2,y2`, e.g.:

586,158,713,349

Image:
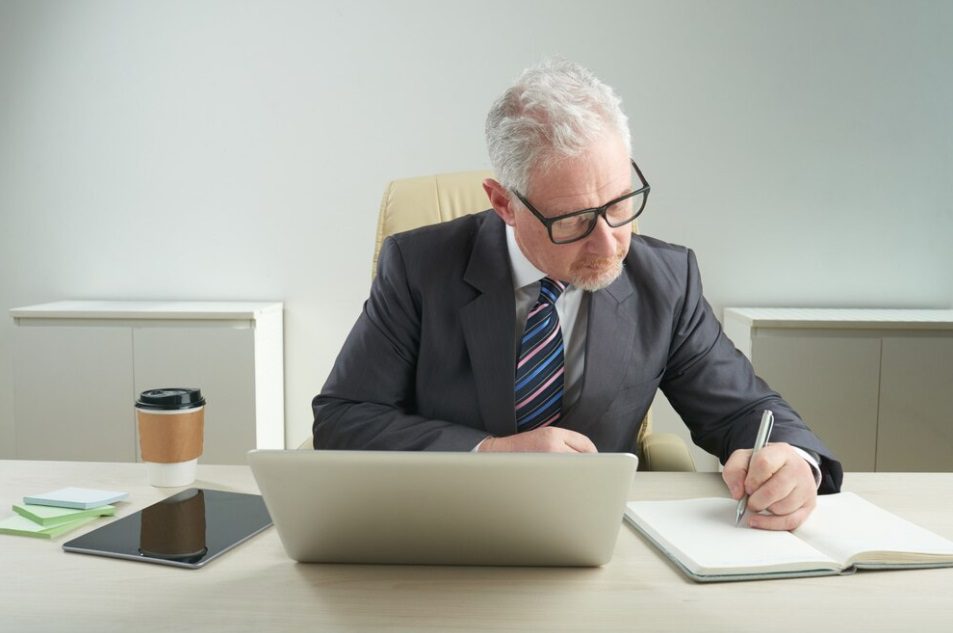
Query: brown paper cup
137,406,205,463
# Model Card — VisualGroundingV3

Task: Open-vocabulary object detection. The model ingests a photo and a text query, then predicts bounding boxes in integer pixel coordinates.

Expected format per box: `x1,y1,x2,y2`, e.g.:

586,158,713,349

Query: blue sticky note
23,487,128,510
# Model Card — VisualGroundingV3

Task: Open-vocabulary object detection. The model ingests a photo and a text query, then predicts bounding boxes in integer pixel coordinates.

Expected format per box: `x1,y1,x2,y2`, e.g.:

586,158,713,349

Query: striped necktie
515,277,567,430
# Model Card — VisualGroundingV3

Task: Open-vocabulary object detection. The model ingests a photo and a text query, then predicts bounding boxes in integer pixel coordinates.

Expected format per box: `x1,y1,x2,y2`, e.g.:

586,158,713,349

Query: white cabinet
10,301,284,464
723,308,953,472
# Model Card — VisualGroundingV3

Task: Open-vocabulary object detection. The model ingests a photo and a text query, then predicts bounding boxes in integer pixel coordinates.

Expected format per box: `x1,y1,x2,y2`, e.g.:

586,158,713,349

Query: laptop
247,450,637,567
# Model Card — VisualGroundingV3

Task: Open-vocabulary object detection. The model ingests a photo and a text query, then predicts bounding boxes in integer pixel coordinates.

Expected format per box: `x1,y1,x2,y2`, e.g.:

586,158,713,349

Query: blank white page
625,498,839,575
794,492,953,565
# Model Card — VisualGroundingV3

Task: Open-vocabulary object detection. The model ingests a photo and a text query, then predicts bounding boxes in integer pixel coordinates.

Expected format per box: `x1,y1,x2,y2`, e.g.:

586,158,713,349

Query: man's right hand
478,427,598,453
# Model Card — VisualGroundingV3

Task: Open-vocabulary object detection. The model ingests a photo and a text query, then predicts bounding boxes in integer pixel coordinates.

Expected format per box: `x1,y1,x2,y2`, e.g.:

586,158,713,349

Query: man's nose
585,215,618,254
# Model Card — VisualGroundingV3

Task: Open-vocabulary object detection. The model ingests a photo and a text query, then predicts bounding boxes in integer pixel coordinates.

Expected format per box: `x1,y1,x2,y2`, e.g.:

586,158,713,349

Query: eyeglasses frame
512,159,651,245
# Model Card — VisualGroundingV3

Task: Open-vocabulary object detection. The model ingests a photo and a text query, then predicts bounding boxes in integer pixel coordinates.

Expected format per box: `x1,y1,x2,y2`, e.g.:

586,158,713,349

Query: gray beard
570,259,623,292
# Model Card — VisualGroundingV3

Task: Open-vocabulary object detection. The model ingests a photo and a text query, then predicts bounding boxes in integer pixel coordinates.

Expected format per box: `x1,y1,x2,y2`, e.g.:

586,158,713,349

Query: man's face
510,135,633,290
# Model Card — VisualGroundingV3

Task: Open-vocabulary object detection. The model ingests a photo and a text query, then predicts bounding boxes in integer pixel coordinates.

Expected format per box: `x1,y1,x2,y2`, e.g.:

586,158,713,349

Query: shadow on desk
287,563,607,626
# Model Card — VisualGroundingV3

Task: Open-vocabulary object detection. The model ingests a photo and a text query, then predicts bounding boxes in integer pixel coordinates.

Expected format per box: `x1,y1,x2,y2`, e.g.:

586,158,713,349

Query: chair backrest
373,170,493,275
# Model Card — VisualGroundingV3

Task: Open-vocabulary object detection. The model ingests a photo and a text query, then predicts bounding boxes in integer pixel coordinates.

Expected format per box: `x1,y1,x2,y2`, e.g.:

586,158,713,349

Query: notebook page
794,492,953,565
626,498,839,575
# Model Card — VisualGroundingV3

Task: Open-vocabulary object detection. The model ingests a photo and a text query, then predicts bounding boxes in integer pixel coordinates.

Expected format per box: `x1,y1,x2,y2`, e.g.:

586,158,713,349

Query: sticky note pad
13,503,117,526
0,513,100,539
23,487,128,510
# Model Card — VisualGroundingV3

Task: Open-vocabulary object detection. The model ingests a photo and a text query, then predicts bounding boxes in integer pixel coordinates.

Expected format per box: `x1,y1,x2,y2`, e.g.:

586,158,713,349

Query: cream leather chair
307,171,695,471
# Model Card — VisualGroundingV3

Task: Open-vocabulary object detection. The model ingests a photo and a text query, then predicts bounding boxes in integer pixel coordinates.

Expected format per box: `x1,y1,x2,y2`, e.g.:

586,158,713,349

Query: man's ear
483,178,517,226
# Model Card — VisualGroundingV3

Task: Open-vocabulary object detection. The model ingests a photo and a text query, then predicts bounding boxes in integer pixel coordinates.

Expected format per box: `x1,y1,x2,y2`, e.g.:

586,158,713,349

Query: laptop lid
248,450,637,567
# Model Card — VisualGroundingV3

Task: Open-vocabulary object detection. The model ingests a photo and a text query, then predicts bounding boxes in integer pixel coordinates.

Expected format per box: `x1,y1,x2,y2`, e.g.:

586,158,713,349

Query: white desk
2,460,952,632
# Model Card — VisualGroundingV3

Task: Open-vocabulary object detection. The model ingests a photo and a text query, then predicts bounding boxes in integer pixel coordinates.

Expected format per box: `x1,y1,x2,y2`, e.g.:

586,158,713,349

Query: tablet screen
63,488,272,569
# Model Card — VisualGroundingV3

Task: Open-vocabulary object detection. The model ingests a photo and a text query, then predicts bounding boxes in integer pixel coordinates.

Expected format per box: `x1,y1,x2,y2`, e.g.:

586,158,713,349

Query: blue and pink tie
515,278,566,430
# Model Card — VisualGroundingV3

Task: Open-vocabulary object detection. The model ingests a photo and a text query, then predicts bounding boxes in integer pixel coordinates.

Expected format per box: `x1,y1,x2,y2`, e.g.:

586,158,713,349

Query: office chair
306,170,695,472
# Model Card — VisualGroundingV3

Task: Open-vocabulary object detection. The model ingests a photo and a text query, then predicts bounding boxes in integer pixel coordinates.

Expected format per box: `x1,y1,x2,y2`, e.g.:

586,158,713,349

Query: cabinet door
13,325,135,461
133,327,256,464
877,336,953,471
751,331,882,471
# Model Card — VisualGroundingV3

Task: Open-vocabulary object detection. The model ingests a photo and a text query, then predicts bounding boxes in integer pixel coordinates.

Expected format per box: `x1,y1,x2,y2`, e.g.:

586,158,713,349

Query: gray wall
2,0,951,469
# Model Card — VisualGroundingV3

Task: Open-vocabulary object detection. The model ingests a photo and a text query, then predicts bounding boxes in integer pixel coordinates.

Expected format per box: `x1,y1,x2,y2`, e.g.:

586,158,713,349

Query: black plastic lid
136,388,206,411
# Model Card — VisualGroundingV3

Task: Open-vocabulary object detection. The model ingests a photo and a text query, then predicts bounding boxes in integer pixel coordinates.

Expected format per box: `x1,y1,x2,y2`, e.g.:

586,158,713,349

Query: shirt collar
505,224,548,290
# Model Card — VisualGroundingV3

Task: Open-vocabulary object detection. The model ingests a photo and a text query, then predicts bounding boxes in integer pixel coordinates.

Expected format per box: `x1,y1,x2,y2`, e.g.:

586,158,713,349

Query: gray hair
485,58,632,195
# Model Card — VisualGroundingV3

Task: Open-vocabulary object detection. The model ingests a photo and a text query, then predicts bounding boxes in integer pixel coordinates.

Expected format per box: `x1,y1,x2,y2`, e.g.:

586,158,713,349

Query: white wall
2,0,951,469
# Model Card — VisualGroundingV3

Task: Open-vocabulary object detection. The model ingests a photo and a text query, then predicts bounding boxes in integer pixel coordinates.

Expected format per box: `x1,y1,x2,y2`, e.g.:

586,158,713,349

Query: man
313,59,842,530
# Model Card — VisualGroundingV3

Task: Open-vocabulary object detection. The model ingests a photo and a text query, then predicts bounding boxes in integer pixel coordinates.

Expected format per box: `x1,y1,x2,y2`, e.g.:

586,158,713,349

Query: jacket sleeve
312,237,489,451
660,249,843,493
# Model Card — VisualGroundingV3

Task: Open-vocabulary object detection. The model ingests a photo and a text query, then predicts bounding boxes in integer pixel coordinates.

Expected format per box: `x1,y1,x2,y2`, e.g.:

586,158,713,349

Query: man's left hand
722,442,817,531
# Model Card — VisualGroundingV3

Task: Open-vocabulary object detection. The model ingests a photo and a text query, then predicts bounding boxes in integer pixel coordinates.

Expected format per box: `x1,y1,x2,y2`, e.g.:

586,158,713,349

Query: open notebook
624,492,953,582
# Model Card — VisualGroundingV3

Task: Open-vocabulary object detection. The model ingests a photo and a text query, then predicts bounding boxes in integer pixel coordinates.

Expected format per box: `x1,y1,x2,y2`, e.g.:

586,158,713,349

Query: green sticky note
0,513,100,539
12,503,116,526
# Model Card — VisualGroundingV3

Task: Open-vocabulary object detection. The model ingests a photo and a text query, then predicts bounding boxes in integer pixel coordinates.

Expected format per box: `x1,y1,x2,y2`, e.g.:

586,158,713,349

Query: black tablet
62,488,272,569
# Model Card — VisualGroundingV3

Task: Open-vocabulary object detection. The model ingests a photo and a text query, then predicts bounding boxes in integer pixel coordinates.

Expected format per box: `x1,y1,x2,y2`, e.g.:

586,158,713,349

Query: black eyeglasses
512,159,650,244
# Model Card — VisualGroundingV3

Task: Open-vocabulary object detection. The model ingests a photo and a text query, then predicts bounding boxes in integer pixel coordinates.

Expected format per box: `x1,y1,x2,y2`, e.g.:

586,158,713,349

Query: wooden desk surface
2,460,952,633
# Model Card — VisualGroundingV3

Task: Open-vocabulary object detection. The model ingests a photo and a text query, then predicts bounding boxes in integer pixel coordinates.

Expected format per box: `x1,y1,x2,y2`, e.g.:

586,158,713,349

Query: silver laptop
248,450,637,567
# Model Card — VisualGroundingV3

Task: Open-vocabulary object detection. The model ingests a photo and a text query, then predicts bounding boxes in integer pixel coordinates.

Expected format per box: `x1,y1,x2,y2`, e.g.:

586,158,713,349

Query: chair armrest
640,432,696,472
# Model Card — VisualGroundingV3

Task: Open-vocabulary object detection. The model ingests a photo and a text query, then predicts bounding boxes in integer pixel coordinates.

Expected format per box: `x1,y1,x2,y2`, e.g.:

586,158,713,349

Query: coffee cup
136,388,206,487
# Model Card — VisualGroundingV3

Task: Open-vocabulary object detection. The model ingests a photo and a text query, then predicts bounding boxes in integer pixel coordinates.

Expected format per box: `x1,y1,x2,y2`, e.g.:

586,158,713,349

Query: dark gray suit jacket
313,210,842,493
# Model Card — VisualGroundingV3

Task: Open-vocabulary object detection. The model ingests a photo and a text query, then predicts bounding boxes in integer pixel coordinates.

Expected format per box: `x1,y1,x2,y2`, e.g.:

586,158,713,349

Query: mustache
570,246,627,271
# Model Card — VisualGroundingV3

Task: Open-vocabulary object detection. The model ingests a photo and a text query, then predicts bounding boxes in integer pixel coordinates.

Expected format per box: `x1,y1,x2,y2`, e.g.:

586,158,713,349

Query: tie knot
538,277,566,305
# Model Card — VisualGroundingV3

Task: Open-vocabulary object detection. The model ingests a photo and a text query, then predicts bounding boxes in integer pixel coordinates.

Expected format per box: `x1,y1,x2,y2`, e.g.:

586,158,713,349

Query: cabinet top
10,301,283,321
723,308,953,330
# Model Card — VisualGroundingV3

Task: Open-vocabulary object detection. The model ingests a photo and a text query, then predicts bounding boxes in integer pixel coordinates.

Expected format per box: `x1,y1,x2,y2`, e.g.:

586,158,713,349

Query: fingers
530,427,596,452
738,443,818,531
566,431,599,453
746,445,811,510
561,430,598,453
479,427,596,453
722,449,752,500
747,471,798,515
748,497,816,531
743,443,788,495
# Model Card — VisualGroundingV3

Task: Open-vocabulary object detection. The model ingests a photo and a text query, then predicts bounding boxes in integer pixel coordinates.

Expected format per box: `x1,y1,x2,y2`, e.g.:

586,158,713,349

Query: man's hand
723,442,817,530
478,427,597,453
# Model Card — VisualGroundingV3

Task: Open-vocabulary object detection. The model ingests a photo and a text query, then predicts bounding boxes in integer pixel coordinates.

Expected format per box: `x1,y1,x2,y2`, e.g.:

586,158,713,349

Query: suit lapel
562,267,638,430
459,214,518,438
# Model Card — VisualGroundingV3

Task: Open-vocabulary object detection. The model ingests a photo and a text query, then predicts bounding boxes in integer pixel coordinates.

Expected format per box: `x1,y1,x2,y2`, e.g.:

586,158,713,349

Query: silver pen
734,409,775,526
